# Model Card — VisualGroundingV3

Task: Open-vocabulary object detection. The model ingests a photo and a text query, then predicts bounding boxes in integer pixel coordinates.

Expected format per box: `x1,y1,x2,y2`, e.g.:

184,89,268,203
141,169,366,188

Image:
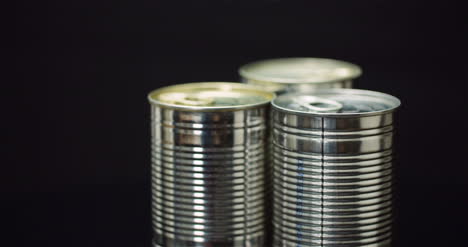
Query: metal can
148,82,275,247
239,57,362,94
270,89,400,247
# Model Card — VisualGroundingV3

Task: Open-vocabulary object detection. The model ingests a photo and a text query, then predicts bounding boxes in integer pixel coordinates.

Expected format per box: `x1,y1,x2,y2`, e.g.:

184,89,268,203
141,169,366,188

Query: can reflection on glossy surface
148,82,275,247
271,89,400,247
239,58,362,94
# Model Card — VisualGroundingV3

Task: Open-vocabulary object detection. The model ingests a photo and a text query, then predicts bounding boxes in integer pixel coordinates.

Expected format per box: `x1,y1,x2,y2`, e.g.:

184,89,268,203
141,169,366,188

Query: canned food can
239,58,362,94
271,89,400,247
148,82,275,247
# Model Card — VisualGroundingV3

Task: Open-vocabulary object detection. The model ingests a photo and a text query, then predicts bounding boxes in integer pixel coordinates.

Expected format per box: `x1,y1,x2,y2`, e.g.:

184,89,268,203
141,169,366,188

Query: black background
12,0,467,246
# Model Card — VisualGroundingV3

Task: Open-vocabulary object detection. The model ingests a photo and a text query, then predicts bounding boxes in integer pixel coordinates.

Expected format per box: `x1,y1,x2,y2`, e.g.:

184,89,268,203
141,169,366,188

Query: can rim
271,88,401,117
148,82,275,111
239,57,362,84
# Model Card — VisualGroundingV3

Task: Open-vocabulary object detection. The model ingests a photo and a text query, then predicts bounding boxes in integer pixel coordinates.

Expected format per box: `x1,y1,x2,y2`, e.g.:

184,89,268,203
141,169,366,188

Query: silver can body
271,89,400,247
239,58,361,94
148,83,274,247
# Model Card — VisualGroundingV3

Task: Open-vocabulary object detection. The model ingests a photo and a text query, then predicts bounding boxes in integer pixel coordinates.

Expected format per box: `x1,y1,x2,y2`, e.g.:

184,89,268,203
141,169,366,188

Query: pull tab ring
294,96,343,112
174,94,214,106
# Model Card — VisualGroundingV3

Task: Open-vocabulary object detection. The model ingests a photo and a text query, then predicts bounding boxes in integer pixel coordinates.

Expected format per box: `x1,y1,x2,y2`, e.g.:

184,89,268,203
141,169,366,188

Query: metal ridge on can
148,82,275,111
239,57,362,93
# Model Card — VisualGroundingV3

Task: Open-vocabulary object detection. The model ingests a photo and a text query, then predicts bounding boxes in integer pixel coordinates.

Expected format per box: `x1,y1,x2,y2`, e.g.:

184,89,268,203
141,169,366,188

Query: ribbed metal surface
271,89,400,247
149,88,271,247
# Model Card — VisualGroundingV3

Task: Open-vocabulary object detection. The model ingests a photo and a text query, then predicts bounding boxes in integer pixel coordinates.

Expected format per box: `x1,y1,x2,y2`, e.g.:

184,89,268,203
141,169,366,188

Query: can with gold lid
239,57,362,94
148,82,275,247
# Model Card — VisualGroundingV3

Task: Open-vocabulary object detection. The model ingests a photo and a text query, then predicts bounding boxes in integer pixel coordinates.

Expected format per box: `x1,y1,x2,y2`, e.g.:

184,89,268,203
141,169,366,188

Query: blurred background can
271,89,400,246
239,57,362,94
147,82,275,247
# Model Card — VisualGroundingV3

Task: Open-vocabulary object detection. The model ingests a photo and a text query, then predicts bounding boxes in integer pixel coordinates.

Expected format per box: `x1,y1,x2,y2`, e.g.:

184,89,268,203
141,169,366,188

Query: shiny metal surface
271,89,400,246
239,58,361,94
148,82,274,247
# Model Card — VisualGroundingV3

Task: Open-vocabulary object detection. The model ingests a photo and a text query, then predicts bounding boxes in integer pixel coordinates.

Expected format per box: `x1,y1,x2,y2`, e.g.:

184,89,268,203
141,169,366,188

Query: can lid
272,89,400,116
239,57,362,84
148,82,275,110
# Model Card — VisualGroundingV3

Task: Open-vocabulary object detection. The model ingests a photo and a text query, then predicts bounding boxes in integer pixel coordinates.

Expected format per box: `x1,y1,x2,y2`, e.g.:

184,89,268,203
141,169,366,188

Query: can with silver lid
148,82,275,247
271,89,400,247
239,57,362,94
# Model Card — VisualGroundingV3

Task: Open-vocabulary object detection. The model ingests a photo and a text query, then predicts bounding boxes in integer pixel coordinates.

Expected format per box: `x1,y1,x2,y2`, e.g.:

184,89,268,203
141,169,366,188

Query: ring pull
293,96,343,112
174,94,215,106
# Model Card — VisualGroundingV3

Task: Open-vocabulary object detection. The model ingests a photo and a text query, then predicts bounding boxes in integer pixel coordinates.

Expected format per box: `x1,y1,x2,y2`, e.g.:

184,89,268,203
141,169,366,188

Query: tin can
239,58,362,94
270,89,400,246
148,82,275,247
